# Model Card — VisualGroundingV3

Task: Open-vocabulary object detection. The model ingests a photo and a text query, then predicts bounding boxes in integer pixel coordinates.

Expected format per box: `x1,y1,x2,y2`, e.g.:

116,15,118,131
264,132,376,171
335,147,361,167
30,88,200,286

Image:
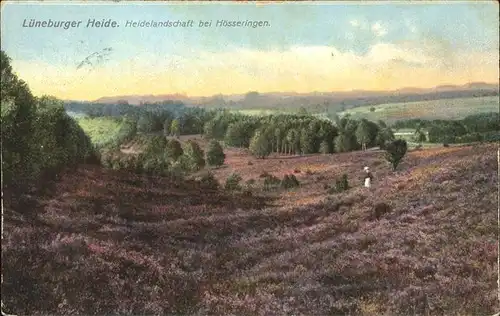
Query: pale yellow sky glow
12,43,498,100
3,2,498,101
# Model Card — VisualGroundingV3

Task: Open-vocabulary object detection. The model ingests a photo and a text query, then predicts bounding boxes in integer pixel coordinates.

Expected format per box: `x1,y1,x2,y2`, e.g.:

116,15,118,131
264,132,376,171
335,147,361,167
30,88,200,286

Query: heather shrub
263,174,281,191
325,174,349,194
372,202,392,220
281,174,300,189
335,174,349,192
199,171,219,190
259,171,271,178
166,162,185,182
225,173,243,191
294,169,301,173
244,178,256,190
111,156,124,171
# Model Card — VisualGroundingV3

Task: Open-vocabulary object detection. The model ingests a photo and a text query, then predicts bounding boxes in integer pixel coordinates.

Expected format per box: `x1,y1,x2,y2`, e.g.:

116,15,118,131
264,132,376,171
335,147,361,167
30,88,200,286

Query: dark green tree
206,140,225,167
166,139,183,161
355,119,371,151
183,140,205,171
385,139,408,171
249,130,271,159
170,119,180,138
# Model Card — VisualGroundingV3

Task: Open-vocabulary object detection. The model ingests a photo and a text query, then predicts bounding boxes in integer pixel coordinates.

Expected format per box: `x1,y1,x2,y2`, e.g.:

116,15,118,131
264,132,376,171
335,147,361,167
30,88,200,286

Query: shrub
206,140,225,167
329,174,349,193
294,169,301,173
225,173,243,191
384,139,408,171
372,202,392,220
144,135,168,156
259,171,271,178
247,161,253,165
305,169,314,175
166,139,183,161
199,171,219,190
443,142,450,147
281,174,300,189
166,162,185,182
263,174,281,191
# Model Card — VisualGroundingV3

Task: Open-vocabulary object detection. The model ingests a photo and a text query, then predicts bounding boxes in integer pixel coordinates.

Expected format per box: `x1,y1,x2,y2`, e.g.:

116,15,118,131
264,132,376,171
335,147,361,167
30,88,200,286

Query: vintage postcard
1,1,499,315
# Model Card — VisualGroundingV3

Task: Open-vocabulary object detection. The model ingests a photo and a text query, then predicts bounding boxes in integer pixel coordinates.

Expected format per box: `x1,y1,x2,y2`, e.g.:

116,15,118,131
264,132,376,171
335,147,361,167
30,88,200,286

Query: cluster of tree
392,112,499,144
204,112,395,158
99,137,226,177
1,51,97,193
66,100,217,137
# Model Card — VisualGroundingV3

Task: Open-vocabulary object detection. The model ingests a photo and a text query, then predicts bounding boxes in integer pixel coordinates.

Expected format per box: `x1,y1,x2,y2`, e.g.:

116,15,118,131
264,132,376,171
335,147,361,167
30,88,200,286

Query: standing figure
364,166,373,188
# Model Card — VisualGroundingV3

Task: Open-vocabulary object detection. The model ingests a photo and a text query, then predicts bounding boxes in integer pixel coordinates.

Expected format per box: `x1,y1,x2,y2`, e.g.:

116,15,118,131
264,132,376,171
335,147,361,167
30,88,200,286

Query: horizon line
74,80,500,102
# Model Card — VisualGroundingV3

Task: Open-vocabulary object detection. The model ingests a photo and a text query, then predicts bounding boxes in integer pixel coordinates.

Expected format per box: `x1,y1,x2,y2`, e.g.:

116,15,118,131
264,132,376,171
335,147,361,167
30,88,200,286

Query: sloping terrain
2,144,498,315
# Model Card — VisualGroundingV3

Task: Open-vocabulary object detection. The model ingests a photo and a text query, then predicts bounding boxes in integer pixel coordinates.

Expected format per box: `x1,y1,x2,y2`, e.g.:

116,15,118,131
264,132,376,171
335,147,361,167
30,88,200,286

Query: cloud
10,42,499,100
404,19,417,33
349,18,369,30
349,19,359,27
371,21,388,37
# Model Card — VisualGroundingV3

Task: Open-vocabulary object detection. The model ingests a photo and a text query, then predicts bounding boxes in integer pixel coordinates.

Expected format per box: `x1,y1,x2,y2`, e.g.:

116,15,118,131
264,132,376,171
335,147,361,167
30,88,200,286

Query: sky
1,1,499,100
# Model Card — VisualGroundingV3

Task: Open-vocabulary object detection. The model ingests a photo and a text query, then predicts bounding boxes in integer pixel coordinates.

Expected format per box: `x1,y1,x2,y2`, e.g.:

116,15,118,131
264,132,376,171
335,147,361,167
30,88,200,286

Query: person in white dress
364,166,373,188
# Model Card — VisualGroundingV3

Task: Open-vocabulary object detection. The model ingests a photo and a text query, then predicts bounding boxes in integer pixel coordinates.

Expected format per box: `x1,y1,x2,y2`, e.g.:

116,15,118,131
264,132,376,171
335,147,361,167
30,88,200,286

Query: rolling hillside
3,143,497,315
338,96,499,123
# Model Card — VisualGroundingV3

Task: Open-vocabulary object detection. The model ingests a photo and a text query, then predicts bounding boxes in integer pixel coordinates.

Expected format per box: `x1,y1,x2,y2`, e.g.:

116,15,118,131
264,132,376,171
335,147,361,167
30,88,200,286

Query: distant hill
94,93,191,105
87,82,499,112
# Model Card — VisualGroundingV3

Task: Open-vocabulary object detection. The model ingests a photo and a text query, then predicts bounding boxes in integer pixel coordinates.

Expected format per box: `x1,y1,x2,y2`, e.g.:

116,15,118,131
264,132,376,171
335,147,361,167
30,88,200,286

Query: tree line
202,112,396,158
65,100,217,136
392,112,500,144
1,51,97,193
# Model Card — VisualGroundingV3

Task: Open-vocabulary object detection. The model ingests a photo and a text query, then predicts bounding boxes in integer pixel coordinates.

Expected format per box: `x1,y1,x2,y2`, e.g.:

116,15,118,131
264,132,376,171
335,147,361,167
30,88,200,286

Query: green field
338,96,499,123
232,109,284,116
77,117,122,145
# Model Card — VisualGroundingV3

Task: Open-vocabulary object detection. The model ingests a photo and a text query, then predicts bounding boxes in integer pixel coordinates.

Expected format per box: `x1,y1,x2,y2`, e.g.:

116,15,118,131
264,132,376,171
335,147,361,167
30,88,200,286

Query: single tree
249,130,271,159
136,114,154,134
319,139,331,154
163,118,172,137
183,140,205,171
385,139,408,171
206,139,226,167
170,119,180,138
166,139,183,161
225,172,243,191
355,119,371,151
414,129,427,145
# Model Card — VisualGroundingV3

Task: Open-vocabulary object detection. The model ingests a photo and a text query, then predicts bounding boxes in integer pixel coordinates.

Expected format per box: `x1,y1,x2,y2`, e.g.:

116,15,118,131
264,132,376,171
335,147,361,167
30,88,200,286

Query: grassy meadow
338,96,499,123
77,117,122,145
